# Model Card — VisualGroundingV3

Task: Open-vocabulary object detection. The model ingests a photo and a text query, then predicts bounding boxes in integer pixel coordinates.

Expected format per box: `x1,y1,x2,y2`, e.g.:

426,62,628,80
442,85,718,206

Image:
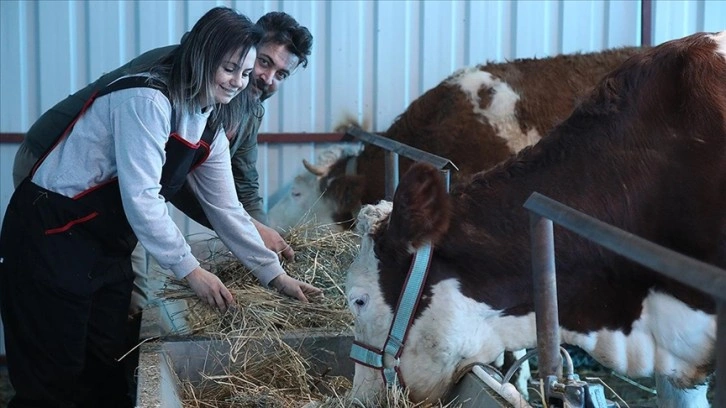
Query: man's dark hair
256,11,313,68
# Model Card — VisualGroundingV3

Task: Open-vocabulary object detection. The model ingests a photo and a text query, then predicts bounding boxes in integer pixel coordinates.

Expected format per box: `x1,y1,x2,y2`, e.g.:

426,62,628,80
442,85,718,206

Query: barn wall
0,0,724,355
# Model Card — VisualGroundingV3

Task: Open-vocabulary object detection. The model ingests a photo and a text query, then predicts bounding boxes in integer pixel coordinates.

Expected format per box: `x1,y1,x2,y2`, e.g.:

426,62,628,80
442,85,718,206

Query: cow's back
359,47,645,204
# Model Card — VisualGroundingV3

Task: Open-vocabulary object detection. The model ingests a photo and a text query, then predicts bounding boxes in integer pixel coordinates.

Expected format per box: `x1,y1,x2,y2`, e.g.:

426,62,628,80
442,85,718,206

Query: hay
179,336,351,408
161,224,358,336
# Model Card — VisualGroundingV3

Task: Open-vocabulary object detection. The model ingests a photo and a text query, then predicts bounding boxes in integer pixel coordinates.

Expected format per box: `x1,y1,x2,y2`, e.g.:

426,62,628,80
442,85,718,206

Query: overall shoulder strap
99,76,176,127
99,76,168,98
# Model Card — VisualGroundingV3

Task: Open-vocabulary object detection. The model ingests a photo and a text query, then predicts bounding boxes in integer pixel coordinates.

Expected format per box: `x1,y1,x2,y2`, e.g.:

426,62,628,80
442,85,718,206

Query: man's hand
185,267,235,312
270,274,323,303
253,219,294,261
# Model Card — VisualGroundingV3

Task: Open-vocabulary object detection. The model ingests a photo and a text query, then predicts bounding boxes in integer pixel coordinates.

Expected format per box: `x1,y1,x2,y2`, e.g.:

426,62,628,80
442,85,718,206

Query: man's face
252,42,300,101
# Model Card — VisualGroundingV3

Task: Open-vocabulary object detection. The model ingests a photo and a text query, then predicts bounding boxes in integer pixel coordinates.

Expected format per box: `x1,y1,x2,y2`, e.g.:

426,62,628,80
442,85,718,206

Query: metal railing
344,125,459,198
523,192,725,407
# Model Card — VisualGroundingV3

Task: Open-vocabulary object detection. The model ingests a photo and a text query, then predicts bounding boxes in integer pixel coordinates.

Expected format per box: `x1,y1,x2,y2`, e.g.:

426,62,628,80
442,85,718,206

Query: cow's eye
348,293,369,314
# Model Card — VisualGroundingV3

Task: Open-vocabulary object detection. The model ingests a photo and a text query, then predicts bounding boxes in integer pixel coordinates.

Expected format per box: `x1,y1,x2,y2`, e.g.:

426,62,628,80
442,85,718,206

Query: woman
0,7,320,407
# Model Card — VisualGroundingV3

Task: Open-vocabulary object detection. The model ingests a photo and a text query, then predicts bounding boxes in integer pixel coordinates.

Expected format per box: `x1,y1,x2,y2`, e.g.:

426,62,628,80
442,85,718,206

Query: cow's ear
389,163,450,246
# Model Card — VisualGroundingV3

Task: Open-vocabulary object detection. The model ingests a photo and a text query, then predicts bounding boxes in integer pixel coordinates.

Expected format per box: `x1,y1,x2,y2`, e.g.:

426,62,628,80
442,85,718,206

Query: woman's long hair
150,7,262,134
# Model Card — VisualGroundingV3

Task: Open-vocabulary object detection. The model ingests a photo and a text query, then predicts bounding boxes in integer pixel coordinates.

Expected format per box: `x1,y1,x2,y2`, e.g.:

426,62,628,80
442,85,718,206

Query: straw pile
175,334,353,408
162,225,357,336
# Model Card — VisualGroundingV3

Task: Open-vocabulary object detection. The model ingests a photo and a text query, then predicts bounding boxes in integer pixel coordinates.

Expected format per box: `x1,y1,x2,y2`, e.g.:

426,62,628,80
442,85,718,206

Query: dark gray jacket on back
13,45,267,225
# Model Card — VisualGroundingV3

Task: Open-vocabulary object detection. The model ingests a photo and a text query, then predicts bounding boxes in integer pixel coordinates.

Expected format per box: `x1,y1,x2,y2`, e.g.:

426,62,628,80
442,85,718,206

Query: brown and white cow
268,46,645,232
345,31,725,407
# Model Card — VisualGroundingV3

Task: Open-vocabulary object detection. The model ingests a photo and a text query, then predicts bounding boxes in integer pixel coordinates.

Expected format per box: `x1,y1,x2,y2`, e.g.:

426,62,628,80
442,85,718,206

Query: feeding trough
135,301,516,408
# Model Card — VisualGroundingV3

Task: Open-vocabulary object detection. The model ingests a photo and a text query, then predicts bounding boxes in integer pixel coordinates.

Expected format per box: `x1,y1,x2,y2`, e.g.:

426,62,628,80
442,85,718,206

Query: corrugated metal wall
0,0,724,355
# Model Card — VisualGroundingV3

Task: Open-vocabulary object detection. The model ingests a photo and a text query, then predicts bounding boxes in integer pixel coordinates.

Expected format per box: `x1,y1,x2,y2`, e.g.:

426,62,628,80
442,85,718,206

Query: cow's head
346,163,474,404
267,155,366,233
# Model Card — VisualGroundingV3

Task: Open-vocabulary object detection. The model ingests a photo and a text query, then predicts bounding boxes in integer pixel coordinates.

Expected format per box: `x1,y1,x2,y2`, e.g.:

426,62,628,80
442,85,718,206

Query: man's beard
253,78,274,102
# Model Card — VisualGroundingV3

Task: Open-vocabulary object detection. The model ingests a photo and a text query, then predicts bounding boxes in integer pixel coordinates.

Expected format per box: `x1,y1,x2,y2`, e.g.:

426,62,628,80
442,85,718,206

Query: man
11,11,314,312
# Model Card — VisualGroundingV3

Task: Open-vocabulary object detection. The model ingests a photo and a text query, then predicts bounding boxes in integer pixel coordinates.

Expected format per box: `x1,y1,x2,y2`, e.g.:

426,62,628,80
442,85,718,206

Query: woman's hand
185,266,235,312
270,274,323,303
253,219,294,262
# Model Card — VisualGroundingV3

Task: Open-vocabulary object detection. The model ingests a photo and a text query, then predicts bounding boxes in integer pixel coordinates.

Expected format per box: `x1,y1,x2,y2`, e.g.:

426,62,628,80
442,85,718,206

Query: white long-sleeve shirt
32,77,285,286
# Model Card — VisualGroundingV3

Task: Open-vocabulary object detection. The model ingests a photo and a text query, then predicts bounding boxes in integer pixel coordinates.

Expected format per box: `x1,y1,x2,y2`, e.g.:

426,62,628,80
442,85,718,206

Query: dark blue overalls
0,77,215,408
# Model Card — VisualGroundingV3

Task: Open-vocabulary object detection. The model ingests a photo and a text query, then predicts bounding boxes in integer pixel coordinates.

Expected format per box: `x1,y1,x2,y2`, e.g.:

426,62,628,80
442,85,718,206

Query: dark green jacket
13,45,266,226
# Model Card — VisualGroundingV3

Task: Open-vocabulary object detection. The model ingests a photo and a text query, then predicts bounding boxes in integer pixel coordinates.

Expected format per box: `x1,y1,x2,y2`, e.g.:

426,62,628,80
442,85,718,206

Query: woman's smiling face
213,46,257,104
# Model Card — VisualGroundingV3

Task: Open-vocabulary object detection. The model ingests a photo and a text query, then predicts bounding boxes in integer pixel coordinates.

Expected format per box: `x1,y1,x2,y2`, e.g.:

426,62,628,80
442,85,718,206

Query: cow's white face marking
267,171,340,233
346,202,394,403
708,30,726,60
449,67,541,153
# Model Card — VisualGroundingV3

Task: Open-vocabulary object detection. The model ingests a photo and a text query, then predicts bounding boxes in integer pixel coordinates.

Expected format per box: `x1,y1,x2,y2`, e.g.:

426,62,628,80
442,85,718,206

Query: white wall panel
606,1,642,48
375,1,411,130
561,1,603,53
135,1,182,52
420,1,466,91
703,0,725,31
277,0,324,132
0,1,29,129
653,0,725,44
328,1,374,129
513,1,558,57
3,0,724,136
38,2,72,109
87,2,126,78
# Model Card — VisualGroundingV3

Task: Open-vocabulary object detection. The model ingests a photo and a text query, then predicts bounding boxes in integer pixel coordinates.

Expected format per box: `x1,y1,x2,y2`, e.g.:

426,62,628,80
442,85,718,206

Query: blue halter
349,242,434,388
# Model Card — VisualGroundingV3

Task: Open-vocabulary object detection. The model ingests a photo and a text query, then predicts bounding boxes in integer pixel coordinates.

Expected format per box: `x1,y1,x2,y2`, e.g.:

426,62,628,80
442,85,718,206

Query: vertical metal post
440,169,451,193
717,301,725,408
384,151,399,200
641,0,652,46
529,213,563,382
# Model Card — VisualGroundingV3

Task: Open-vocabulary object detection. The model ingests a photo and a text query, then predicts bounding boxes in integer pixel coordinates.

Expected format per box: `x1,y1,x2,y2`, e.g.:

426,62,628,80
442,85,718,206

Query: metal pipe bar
523,192,726,300
384,152,398,201
383,154,450,198
344,126,458,171
529,213,563,381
